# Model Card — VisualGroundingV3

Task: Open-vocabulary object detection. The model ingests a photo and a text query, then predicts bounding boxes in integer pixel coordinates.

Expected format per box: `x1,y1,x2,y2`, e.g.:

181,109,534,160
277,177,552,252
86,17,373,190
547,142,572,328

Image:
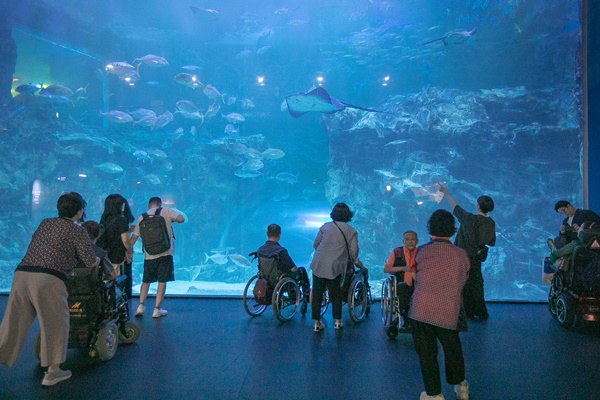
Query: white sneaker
135,304,146,316
454,380,469,400
42,368,72,386
152,308,168,318
420,392,445,400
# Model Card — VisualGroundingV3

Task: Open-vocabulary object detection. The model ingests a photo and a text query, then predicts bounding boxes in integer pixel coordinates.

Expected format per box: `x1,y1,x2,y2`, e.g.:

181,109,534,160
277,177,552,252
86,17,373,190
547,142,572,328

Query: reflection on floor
0,297,599,400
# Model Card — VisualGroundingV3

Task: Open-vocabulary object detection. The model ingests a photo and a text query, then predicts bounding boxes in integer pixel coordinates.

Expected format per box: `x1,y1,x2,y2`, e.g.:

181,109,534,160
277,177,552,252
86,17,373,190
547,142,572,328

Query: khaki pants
0,271,69,367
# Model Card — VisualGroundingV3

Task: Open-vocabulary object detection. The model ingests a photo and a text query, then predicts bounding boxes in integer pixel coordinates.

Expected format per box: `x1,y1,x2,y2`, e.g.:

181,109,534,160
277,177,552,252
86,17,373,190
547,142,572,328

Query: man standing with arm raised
130,197,187,318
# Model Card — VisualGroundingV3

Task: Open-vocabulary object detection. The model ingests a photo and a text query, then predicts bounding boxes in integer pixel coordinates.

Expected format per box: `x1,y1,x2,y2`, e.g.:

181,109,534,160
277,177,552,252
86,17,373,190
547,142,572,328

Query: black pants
411,320,465,396
463,260,488,317
123,261,133,298
311,274,342,320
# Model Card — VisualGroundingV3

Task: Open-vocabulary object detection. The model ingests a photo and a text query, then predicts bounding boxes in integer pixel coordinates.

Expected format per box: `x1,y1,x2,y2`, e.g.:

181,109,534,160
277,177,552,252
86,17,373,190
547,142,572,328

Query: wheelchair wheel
119,322,140,344
309,288,330,317
386,324,399,339
34,331,41,360
243,274,267,317
272,277,300,322
96,321,119,361
548,286,558,318
381,279,394,326
348,278,369,323
556,293,576,329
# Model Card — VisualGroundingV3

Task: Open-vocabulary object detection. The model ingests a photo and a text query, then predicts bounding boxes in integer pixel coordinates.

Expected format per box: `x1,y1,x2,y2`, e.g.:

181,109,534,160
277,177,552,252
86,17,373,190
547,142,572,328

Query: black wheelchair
548,244,600,330
34,266,140,361
380,274,413,338
243,252,326,322
317,265,372,323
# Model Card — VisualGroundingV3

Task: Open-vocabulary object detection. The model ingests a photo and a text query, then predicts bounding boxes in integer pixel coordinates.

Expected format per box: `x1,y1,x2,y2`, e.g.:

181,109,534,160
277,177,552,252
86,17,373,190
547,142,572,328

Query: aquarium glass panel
1,0,583,301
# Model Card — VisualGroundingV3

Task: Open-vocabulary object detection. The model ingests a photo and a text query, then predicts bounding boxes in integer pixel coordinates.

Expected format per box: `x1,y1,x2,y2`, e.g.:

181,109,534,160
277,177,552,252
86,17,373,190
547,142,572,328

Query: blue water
1,0,583,300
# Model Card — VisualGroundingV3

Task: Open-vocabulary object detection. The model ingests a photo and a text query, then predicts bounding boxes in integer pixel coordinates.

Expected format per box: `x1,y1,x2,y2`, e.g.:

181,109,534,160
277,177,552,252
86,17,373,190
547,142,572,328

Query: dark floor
1,297,600,400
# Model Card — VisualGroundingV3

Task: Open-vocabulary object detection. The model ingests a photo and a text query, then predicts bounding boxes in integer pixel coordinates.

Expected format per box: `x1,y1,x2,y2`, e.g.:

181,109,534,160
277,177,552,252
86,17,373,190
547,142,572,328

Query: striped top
409,239,470,330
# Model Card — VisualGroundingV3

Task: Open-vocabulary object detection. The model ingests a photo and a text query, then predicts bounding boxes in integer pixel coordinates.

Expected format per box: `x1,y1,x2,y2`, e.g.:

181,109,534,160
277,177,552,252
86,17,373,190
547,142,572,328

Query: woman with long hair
97,194,134,275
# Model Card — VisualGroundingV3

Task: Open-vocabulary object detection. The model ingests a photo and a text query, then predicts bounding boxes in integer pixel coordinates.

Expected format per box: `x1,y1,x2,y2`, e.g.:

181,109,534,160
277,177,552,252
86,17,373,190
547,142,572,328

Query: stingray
285,87,383,118
420,27,477,46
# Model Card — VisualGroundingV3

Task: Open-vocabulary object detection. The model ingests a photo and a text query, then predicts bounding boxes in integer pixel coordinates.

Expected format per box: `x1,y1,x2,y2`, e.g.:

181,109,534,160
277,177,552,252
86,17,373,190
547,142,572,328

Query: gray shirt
310,221,359,279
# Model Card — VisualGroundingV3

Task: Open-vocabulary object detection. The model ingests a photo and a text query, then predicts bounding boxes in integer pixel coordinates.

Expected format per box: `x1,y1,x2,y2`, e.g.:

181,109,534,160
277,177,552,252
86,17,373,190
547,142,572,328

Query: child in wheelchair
383,230,418,333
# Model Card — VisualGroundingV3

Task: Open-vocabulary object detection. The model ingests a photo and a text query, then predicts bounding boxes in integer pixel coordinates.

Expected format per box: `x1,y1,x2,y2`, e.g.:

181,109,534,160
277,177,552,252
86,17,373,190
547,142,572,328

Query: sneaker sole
42,373,72,386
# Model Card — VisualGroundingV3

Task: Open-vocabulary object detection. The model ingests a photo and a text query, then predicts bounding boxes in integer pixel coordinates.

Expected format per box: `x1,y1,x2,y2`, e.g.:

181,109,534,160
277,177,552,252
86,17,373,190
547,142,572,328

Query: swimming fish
420,27,478,46
95,162,124,174
174,73,202,89
285,87,383,118
134,54,169,67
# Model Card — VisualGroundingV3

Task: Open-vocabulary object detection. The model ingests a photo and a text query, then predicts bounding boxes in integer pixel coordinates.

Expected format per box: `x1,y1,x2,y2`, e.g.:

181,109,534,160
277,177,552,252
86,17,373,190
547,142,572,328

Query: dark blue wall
588,0,600,210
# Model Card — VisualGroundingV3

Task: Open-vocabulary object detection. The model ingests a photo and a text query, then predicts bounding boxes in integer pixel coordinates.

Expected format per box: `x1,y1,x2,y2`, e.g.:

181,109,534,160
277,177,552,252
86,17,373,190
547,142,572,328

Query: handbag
333,221,354,288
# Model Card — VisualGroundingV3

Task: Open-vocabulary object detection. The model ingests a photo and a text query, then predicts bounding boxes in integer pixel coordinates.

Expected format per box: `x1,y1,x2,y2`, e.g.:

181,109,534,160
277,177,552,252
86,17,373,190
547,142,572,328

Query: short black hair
82,220,100,240
57,192,86,219
478,196,495,214
267,224,281,238
330,202,353,222
427,209,457,237
148,197,162,207
554,200,571,212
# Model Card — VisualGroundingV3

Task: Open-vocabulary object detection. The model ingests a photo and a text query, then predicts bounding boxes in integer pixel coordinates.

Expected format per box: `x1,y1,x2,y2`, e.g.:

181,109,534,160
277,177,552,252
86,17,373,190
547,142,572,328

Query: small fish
244,148,264,160
276,172,298,184
133,150,150,161
205,252,228,265
224,124,238,134
256,46,271,55
143,174,161,185
105,62,136,75
384,139,412,147
190,6,219,21
74,84,88,100
228,254,251,268
190,126,197,135
235,50,253,60
15,83,41,95
227,142,247,155
147,148,167,159
203,84,226,103
274,7,295,15
262,148,285,160
240,98,255,109
234,169,262,178
102,110,133,123
95,162,124,174
227,96,237,105
204,102,220,118
153,111,174,129
243,159,264,170
181,65,201,71
174,73,202,89
221,112,245,124
129,108,156,120
40,84,74,97
134,54,169,67
176,100,200,113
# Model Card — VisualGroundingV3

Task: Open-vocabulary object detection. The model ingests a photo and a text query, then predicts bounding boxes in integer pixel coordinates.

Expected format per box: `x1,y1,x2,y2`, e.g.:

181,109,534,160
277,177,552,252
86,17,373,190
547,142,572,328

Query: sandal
334,320,343,330
313,321,325,332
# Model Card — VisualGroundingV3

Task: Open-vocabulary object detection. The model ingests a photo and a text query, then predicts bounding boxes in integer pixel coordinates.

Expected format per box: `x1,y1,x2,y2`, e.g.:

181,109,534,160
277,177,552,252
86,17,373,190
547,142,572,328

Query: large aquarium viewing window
0,1,584,301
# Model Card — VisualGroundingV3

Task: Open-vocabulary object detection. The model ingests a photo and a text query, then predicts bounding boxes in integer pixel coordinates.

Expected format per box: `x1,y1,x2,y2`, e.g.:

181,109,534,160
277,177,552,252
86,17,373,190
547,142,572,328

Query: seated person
257,224,310,298
551,200,600,249
82,221,117,281
383,230,418,325
549,221,600,264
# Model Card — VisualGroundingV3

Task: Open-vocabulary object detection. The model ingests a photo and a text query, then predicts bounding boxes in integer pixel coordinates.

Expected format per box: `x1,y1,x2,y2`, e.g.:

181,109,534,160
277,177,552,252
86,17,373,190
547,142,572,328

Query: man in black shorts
130,197,187,318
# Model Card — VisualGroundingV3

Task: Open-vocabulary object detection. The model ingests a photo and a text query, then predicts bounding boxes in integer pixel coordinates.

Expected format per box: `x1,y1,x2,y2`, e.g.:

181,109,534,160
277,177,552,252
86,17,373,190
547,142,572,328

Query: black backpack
139,208,171,255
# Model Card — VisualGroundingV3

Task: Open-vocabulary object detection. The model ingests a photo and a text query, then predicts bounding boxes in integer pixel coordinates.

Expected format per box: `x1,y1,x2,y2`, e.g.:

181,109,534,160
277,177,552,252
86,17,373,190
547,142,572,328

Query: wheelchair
381,274,413,338
34,266,140,361
316,265,372,323
243,252,326,322
548,244,600,330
